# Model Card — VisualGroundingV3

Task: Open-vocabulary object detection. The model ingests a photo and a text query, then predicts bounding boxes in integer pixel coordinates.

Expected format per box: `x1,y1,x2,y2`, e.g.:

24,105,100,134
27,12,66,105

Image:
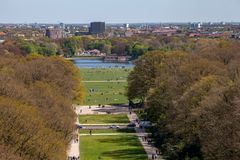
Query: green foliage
60,36,82,57
16,38,59,56
1,35,197,59
132,43,149,58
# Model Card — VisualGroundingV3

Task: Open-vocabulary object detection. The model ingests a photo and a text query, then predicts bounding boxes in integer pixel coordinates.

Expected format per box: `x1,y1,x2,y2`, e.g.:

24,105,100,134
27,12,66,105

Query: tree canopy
0,54,84,159
127,39,240,160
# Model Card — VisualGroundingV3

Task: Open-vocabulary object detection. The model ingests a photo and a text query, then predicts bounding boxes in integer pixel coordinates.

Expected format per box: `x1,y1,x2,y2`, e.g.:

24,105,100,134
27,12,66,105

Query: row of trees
127,39,240,160
0,54,84,160
58,35,193,58
0,35,195,59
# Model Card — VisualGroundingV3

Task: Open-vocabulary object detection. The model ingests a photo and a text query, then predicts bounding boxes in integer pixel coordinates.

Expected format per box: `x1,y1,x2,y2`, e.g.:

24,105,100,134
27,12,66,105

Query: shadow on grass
97,136,147,160
116,128,135,133
101,148,147,160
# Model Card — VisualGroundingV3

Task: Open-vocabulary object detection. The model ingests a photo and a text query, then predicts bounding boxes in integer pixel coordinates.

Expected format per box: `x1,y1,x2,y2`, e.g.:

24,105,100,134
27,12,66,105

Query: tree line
127,39,240,160
0,53,84,160
0,35,195,59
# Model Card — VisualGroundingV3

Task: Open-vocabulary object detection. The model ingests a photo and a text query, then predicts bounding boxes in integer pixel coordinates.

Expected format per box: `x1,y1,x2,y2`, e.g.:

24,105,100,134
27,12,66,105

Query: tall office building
89,22,105,35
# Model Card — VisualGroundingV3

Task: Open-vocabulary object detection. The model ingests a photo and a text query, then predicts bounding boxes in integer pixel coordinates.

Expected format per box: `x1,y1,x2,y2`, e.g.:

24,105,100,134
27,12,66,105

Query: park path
79,133,137,136
68,105,164,160
128,112,164,160
67,117,80,159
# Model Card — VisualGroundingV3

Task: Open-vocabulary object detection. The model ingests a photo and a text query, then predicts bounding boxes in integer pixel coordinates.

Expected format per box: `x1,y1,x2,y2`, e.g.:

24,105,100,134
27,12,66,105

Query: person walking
152,154,155,160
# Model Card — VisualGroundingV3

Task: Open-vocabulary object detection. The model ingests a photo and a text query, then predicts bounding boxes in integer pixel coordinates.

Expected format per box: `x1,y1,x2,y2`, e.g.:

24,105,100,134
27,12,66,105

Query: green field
79,128,135,134
79,68,132,105
80,135,147,160
84,81,127,105
79,114,129,124
80,68,132,81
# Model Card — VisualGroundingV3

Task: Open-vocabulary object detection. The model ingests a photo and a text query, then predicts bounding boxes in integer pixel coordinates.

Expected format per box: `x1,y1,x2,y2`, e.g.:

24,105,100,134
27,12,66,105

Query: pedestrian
89,129,92,135
152,154,155,160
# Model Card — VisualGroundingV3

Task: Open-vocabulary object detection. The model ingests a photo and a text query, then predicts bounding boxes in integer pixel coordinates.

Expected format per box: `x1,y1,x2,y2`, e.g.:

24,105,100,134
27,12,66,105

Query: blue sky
0,0,240,23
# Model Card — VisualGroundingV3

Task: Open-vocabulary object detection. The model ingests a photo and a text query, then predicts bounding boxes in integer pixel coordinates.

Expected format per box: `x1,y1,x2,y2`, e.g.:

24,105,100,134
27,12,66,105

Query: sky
0,0,240,23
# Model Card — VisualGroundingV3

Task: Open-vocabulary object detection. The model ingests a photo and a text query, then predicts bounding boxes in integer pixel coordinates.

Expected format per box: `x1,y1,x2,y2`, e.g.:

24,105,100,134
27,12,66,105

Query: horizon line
1,21,240,25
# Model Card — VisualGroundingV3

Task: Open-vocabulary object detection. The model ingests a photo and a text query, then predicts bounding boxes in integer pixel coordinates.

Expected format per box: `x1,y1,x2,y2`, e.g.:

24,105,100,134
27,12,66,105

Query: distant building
75,31,90,36
124,23,130,29
189,22,202,30
59,23,65,29
89,22,105,35
45,28,65,39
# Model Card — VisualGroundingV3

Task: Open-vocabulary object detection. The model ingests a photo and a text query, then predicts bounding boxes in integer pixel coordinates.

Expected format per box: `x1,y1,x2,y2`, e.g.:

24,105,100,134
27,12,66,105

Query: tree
0,54,85,159
127,39,240,160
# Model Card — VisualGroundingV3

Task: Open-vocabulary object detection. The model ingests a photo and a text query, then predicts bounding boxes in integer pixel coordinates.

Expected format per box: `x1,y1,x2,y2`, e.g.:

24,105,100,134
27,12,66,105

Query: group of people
141,136,148,142
73,138,78,143
151,149,161,159
68,156,79,160
152,153,158,160
98,104,105,108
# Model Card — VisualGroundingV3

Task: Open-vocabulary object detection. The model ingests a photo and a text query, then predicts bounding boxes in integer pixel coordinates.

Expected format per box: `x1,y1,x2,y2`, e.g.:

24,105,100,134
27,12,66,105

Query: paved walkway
74,105,129,115
128,113,164,160
67,117,80,159
79,133,137,136
68,105,164,160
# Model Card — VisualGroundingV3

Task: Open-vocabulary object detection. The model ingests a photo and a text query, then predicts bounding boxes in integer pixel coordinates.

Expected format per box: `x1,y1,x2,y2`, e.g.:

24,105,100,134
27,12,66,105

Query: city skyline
0,0,240,23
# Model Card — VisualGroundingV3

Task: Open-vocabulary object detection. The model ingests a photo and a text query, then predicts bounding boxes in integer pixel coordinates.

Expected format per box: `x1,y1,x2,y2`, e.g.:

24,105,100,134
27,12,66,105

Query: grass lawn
84,81,128,105
79,128,135,134
77,68,132,105
79,114,129,124
80,135,147,160
80,68,132,81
